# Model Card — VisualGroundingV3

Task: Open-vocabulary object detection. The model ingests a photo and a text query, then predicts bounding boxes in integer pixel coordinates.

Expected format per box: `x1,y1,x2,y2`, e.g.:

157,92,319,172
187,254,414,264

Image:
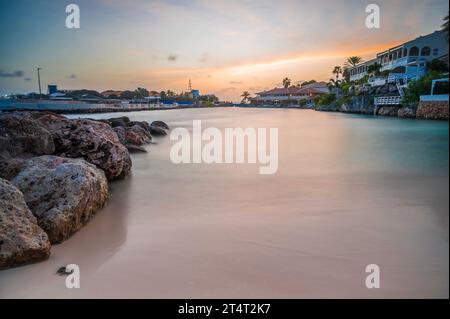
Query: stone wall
416,101,449,120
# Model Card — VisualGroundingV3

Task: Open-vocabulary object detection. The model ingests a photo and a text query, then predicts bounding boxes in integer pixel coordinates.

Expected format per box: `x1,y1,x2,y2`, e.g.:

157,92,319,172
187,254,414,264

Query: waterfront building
349,30,449,82
255,82,329,103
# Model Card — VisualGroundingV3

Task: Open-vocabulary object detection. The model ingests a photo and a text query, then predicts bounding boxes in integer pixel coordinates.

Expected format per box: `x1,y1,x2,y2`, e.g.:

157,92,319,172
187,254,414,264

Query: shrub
315,93,336,106
402,71,447,107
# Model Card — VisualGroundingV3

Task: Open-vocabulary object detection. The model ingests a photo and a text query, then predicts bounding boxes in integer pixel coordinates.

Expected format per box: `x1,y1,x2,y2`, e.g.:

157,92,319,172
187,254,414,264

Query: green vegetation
345,56,363,67
282,77,292,88
314,93,336,106
241,91,251,104
426,59,449,73
332,66,343,81
367,63,382,76
301,80,317,87
133,87,149,99
402,71,449,107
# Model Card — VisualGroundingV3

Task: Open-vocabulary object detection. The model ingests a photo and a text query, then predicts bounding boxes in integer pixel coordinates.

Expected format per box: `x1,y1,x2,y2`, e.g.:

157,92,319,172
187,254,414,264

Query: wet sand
0,108,448,298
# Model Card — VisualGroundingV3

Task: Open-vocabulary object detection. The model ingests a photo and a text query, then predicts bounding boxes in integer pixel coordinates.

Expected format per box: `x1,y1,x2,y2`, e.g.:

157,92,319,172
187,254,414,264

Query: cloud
167,54,177,61
229,81,243,84
68,74,77,79
0,70,24,78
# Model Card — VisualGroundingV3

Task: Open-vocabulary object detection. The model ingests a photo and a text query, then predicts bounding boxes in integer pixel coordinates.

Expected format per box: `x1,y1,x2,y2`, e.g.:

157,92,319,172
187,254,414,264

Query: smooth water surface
1,108,448,298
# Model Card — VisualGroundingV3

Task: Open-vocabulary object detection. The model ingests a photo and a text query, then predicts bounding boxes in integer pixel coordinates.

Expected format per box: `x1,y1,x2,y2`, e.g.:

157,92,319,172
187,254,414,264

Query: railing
388,73,408,84
374,96,401,106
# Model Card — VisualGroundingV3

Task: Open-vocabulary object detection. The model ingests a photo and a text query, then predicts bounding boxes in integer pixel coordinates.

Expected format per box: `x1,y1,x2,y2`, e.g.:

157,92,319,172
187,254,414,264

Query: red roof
257,82,328,95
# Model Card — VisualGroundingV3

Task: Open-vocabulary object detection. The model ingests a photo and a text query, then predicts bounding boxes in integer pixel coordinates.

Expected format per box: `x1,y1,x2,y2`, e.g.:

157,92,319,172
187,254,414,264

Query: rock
11,156,109,244
125,144,147,153
35,113,132,180
377,106,400,116
416,101,449,120
109,116,130,128
0,178,51,269
113,126,126,144
315,103,337,112
56,266,74,276
398,107,416,119
0,157,26,181
151,121,170,130
0,112,55,158
125,125,152,145
149,126,168,136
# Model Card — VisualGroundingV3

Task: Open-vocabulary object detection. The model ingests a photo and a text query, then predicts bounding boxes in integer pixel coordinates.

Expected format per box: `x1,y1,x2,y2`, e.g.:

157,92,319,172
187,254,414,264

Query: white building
349,30,449,82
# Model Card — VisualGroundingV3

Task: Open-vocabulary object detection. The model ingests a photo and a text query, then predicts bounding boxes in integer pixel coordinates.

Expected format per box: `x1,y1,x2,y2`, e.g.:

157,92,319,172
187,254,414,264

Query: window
420,47,431,56
409,46,419,56
433,48,439,56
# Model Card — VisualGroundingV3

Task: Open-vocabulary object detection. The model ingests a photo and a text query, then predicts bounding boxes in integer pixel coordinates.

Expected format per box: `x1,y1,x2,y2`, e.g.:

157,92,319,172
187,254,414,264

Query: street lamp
37,67,42,100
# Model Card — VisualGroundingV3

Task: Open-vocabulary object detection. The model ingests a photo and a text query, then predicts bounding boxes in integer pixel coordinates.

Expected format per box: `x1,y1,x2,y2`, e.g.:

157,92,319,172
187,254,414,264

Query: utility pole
37,67,42,99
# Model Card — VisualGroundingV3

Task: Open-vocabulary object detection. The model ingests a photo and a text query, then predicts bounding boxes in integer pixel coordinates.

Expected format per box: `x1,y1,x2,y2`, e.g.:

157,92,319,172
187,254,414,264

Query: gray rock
398,107,416,119
35,113,132,180
0,178,51,269
150,121,170,130
12,156,109,244
0,112,55,158
125,125,152,145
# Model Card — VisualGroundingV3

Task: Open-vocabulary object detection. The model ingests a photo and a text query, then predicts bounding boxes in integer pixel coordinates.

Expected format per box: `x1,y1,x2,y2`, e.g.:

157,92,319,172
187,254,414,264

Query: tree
282,77,291,88
327,79,342,89
367,63,382,76
342,67,350,82
120,90,134,100
345,56,363,67
402,71,448,107
442,12,449,42
134,87,149,99
300,80,317,87
332,66,342,81
426,59,449,73
241,91,251,104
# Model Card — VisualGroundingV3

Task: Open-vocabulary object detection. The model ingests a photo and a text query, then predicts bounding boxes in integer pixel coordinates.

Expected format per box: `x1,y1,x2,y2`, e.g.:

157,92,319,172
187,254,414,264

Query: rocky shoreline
334,97,448,120
0,111,169,269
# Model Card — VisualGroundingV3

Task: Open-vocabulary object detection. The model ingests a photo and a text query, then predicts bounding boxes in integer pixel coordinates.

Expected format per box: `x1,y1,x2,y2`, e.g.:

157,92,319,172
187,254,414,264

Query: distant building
47,85,58,95
255,82,329,103
348,30,449,82
191,89,200,99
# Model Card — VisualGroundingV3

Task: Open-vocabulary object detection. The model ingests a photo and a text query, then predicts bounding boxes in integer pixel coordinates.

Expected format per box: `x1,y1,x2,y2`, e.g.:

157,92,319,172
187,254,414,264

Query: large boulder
113,125,148,153
0,112,55,180
377,106,400,116
0,112,55,158
0,178,51,269
125,125,152,145
35,113,132,180
151,120,170,131
11,156,109,244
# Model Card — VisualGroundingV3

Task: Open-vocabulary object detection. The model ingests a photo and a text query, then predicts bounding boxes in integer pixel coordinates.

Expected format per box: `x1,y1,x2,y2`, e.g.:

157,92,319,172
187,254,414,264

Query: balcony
380,56,423,71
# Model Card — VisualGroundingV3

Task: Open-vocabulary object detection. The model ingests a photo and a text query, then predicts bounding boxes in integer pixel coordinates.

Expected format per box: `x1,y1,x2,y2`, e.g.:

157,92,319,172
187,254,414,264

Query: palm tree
241,91,251,104
367,63,382,76
332,66,342,81
345,56,363,67
442,12,449,42
282,77,291,88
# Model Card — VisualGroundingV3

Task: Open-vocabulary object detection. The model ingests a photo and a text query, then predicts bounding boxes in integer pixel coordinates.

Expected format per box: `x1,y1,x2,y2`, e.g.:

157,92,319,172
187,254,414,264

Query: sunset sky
0,0,448,101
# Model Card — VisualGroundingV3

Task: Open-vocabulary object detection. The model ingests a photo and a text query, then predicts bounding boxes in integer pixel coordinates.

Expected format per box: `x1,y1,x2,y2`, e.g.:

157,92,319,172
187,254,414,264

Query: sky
0,0,448,101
